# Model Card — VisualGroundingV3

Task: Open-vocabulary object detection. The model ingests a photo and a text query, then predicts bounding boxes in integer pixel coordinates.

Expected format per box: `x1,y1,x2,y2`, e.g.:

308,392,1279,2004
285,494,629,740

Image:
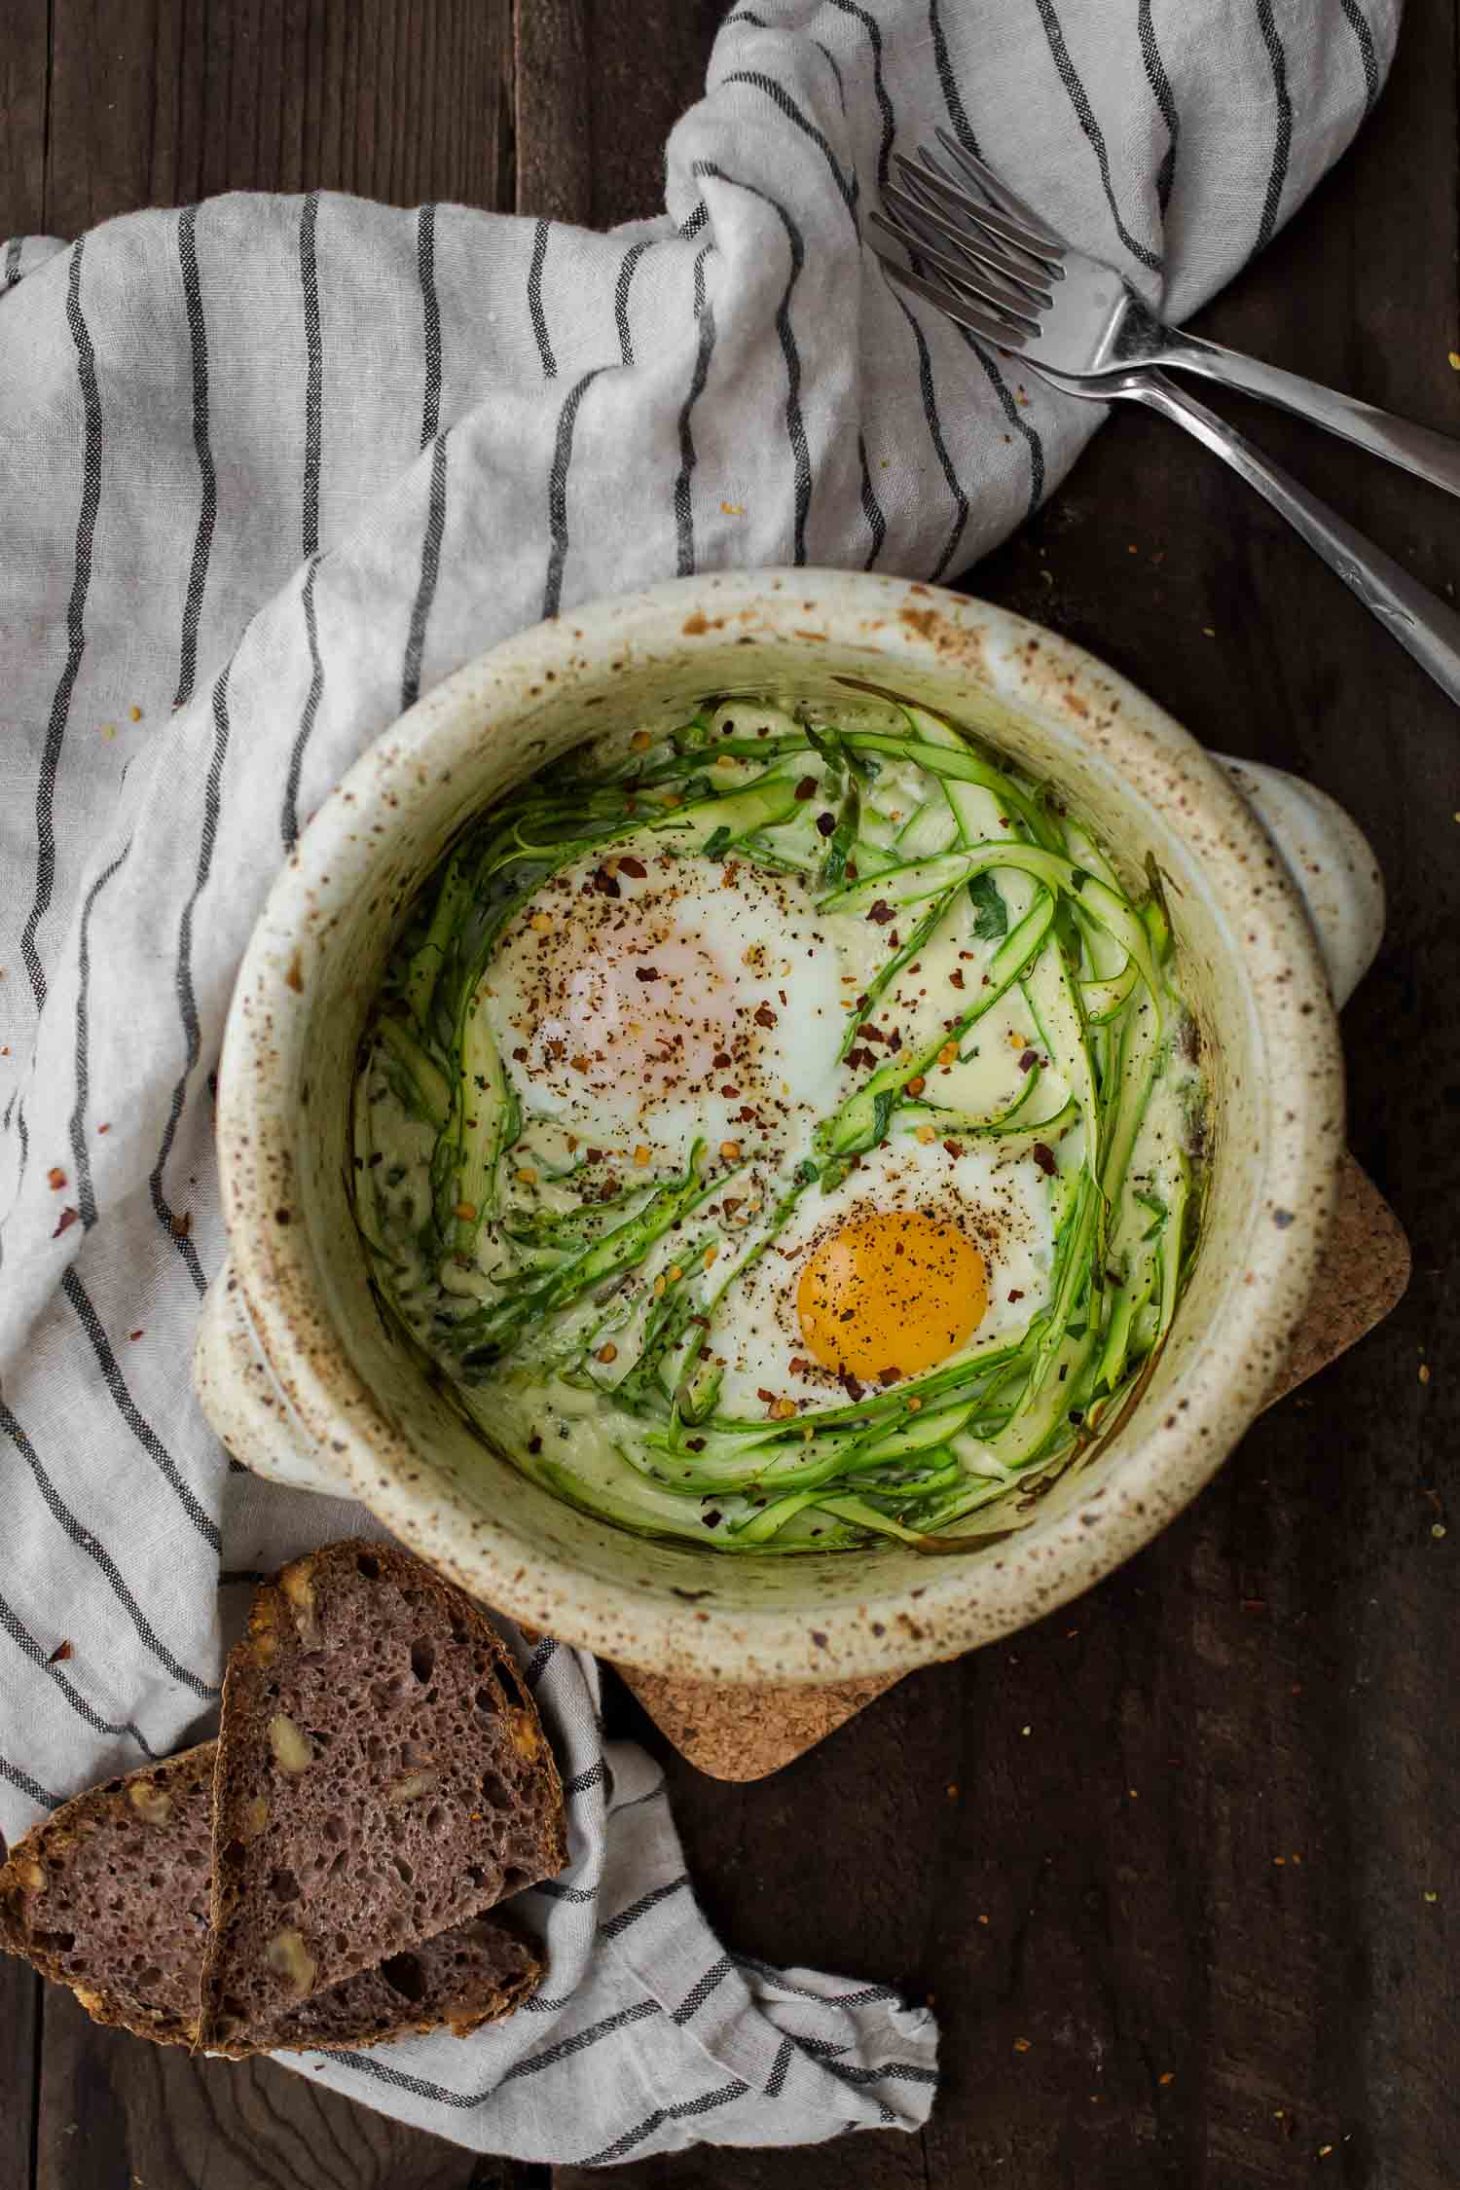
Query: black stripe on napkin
693,163,811,561
1034,0,1162,272
825,0,894,192
0,1583,158,1757
766,2035,794,2096
1253,0,1293,252
502,2000,661,2083
1339,0,1381,112
887,286,967,581
1137,0,1180,211
172,217,220,708
417,202,442,443
149,669,229,1291
578,2079,750,2168
2,236,22,291
958,328,1045,518
929,0,982,160
599,1872,691,1937
300,192,323,556
857,432,887,569
21,238,102,1013
529,218,557,378
61,1268,221,1549
543,368,607,618
401,434,448,709
66,842,130,1229
0,1396,217,1700
615,240,650,367
721,71,857,218
673,242,717,576
282,556,325,850
173,205,217,711
813,39,846,108
1,1754,60,1810
672,1952,733,2024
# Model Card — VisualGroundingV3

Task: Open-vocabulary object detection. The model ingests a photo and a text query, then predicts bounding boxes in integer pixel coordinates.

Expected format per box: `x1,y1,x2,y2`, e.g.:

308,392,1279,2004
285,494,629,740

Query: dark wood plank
0,1960,39,2190
0,0,47,237
515,0,724,228
33,1985,532,2190
19,0,513,234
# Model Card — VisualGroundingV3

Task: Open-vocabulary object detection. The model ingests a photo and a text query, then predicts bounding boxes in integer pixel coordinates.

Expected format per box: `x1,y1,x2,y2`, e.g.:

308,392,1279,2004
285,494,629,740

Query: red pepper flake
48,1639,73,1663
943,1139,964,1158
1032,1142,1057,1177
53,1207,78,1237
171,1210,192,1238
712,1051,732,1069
512,1046,528,1064
618,855,647,879
128,1328,144,1341
634,965,661,983
47,1167,66,1191
1018,1048,1039,1072
949,968,965,990
867,900,895,925
96,1122,110,1135
753,1003,778,1028
591,865,621,898
794,775,818,801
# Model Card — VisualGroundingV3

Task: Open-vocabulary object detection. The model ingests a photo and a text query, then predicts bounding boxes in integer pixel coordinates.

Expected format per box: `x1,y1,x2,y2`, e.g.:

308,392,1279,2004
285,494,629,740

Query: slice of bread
199,1541,566,2051
0,1743,543,2055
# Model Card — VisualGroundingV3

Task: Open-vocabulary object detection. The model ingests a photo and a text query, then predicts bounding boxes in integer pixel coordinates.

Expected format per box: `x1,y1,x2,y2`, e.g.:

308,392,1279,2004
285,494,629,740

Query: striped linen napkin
0,0,1396,2162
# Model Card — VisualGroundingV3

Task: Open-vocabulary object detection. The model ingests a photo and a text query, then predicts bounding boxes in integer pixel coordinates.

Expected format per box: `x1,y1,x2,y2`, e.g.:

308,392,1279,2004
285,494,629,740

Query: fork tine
885,175,1053,311
875,253,1027,355
930,130,1065,250
873,204,1042,333
899,153,1065,280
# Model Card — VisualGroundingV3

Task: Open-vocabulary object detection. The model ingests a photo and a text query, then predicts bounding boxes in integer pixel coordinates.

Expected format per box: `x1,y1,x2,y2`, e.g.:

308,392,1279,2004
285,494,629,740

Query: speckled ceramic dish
196,572,1382,1684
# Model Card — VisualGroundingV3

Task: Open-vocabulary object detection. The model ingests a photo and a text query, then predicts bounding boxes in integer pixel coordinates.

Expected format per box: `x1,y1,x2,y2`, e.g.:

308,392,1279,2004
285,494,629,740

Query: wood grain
0,1962,39,2190
28,0,514,233
33,1986,535,2190
514,0,725,227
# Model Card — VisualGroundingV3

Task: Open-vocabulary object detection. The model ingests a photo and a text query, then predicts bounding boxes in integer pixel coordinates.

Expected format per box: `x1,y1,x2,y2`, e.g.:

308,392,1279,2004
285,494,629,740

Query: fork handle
1155,332,1460,501
1132,370,1460,710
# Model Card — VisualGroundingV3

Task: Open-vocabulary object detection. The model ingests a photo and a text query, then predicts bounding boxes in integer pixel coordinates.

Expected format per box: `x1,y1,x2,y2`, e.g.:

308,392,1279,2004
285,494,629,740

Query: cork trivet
615,1153,1409,1782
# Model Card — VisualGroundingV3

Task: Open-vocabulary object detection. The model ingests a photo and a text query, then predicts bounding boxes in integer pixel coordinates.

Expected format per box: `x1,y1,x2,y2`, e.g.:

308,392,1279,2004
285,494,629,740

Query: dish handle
1217,757,1384,1010
195,1266,344,1494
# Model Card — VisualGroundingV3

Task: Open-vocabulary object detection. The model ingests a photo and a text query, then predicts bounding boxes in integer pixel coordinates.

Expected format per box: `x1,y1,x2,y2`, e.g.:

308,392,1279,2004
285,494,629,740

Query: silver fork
872,135,1460,711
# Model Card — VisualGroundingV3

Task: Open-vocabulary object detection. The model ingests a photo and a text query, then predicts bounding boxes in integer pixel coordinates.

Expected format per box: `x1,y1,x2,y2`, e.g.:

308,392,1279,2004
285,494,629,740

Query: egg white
483,847,864,1173
710,1131,1055,1418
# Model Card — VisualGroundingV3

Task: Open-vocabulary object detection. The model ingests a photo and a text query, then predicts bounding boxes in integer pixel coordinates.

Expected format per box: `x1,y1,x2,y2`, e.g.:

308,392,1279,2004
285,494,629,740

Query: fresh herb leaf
969,870,1008,942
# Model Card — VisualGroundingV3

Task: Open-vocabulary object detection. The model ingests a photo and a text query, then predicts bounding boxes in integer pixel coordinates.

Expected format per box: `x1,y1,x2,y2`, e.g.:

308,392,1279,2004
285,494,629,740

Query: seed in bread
198,1540,566,2051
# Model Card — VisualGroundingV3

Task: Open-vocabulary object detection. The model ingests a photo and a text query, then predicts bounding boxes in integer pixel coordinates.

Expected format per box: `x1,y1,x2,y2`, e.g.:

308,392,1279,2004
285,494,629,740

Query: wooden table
2,3,1456,2184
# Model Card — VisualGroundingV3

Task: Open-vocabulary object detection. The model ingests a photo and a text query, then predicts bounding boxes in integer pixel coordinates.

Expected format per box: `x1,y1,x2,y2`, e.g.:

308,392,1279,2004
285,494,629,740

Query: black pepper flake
867,900,895,925
1032,1142,1057,1177
816,811,836,837
527,1434,543,1456
634,965,660,983
1018,1047,1039,1072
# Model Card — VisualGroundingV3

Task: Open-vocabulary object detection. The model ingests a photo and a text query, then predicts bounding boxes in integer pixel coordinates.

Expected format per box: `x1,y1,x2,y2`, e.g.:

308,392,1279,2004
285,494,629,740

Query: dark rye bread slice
0,1744,543,2055
199,1540,566,2051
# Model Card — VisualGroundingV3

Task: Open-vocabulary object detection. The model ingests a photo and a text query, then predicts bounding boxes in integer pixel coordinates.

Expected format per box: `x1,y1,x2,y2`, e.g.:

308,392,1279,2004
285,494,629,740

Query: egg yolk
796,1210,988,1381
